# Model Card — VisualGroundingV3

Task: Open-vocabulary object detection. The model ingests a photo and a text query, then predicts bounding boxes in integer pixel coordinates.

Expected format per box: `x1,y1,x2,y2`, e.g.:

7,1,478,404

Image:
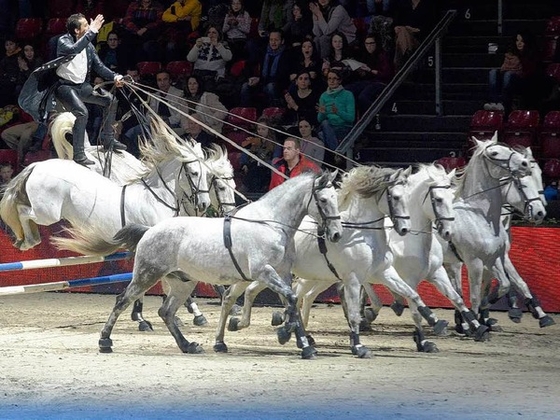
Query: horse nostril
332,232,341,242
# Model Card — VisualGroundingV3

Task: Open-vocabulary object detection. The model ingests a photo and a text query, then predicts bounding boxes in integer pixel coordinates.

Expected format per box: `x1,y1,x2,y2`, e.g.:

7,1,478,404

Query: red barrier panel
0,225,558,311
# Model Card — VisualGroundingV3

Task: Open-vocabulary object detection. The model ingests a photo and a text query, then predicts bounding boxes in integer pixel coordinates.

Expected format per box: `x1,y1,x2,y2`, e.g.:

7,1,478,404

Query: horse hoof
508,308,523,323
277,326,292,345
213,342,228,353
138,320,153,332
539,315,556,328
474,325,490,342
186,342,204,354
193,314,208,326
99,338,113,353
228,317,240,331
390,301,405,317
433,319,449,336
301,346,318,360
486,318,503,332
306,334,316,347
454,323,466,335
364,308,377,323
229,304,242,316
421,341,439,353
352,345,373,359
271,311,284,326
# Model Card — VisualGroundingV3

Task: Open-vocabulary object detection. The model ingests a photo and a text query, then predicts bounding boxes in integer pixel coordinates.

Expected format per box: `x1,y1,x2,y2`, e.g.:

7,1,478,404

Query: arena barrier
1,224,559,312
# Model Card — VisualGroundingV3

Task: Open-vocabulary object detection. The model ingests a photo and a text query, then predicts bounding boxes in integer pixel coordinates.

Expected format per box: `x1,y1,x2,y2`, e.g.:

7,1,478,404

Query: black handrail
336,9,458,155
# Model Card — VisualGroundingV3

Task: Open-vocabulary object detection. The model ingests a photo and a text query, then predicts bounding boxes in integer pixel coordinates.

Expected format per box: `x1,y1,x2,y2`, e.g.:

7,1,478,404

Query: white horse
50,112,238,330
0,120,211,251
50,112,236,216
435,136,531,331
224,165,458,354
444,148,554,332
53,171,343,359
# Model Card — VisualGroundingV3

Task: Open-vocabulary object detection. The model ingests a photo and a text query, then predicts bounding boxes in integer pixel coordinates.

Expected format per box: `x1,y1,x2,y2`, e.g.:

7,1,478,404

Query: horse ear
490,131,499,143
402,166,412,178
327,169,338,183
447,168,457,178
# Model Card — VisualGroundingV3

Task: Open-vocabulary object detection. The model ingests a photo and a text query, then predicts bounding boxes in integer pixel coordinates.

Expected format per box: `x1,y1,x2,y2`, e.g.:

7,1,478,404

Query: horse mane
133,119,205,183
206,143,233,178
411,163,449,188
337,165,403,209
452,138,495,198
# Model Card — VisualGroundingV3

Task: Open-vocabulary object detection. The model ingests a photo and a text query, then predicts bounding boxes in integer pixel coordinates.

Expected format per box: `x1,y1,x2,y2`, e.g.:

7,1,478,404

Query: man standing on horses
18,13,127,166
55,13,128,165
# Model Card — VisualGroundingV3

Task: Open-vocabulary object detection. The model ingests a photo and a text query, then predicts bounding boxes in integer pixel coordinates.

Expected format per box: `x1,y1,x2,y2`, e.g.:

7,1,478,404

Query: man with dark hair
269,136,320,190
54,13,127,165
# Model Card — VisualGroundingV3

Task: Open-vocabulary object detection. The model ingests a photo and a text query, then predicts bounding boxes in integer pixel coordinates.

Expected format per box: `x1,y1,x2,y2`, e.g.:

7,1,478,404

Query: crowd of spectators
7,0,528,193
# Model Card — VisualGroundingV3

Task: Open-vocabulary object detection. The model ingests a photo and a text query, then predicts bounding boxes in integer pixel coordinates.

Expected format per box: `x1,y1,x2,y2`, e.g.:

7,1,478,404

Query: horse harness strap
448,240,464,263
223,209,251,281
120,185,127,228
317,226,343,282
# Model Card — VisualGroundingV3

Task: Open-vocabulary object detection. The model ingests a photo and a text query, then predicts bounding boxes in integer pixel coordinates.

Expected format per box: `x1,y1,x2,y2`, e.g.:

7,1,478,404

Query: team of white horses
0,81,555,359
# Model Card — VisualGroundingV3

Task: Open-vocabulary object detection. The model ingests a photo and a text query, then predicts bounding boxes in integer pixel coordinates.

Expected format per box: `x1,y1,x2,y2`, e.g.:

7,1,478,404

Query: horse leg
214,281,250,353
16,206,42,250
428,267,489,342
226,281,257,332
466,259,486,331
501,255,555,328
130,296,153,332
360,284,383,331
184,296,208,326
376,267,448,336
296,280,335,346
338,277,372,358
257,265,316,359
409,300,439,353
99,270,163,353
158,275,203,354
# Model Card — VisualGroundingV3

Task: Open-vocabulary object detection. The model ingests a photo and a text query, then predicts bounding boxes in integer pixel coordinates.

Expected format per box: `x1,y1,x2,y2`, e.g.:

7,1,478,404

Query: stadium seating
502,110,540,149
540,111,560,159
15,18,43,41
137,61,163,76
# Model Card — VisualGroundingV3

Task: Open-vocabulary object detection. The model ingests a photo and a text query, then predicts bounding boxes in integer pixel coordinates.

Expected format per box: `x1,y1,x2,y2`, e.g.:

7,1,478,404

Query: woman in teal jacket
317,68,355,151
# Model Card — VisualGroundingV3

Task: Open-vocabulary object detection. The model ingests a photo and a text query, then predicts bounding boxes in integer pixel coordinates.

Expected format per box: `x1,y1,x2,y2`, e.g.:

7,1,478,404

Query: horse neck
344,192,389,241
457,159,504,224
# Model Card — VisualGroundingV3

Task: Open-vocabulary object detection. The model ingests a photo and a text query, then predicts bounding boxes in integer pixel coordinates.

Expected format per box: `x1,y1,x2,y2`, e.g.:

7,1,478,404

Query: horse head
475,133,530,179
177,140,212,213
310,170,343,243
206,144,237,215
420,164,456,241
382,166,412,237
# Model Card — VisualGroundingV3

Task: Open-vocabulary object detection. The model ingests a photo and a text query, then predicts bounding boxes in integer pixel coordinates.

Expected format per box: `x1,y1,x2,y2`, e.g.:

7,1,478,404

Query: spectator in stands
282,1,313,49
284,70,321,126
182,112,215,148
484,31,542,113
247,0,295,64
121,0,165,62
310,0,357,60
240,29,290,108
187,25,233,93
15,43,43,97
321,31,353,83
98,31,130,74
75,0,106,19
297,117,324,164
240,116,276,193
0,36,22,107
345,33,394,114
317,68,355,151
161,0,202,61
0,162,14,187
181,74,228,134
222,0,251,61
0,119,40,165
269,136,321,190
392,0,435,68
288,38,323,89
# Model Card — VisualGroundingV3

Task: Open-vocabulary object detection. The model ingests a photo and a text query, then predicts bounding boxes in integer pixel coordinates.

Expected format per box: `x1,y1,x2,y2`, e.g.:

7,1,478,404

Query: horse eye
490,151,498,156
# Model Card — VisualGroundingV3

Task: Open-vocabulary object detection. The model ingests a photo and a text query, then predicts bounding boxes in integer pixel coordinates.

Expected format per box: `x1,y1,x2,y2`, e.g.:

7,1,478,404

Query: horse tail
50,112,74,160
51,224,150,256
0,164,35,244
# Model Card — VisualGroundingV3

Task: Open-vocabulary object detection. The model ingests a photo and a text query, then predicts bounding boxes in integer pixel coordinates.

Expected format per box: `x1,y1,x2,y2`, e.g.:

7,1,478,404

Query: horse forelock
412,163,450,189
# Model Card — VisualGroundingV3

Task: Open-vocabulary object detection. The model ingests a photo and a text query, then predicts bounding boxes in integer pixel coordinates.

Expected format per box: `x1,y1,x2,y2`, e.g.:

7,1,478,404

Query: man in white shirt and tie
55,13,127,166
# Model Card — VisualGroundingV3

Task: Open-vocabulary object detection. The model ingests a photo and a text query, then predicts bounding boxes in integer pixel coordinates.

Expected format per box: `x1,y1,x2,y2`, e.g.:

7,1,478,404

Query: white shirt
56,48,88,84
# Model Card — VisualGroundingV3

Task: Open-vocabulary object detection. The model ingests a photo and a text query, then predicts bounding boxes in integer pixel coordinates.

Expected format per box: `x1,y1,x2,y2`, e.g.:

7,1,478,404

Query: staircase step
395,82,487,100
356,147,464,165
358,131,468,147
377,115,471,132
450,19,548,36
383,99,482,116
444,52,504,67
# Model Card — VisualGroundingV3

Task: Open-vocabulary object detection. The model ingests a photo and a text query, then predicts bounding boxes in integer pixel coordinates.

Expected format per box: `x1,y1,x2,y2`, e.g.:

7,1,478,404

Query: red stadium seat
502,110,540,149
543,158,560,179
540,111,560,158
224,107,257,132
44,18,66,37
229,60,246,78
15,18,43,41
467,110,504,152
545,16,560,36
166,61,192,78
546,63,560,83
436,153,466,172
543,36,558,63
223,131,248,153
260,107,286,124
137,61,163,76
228,151,243,171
